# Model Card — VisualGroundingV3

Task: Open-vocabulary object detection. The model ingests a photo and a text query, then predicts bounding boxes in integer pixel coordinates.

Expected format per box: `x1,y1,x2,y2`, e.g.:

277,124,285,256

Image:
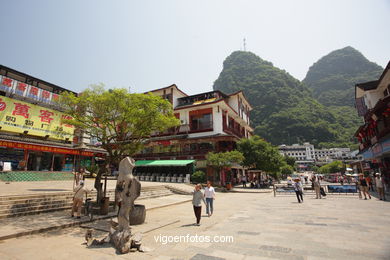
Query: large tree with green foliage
206,150,244,185
59,84,179,201
318,160,344,174
237,136,285,177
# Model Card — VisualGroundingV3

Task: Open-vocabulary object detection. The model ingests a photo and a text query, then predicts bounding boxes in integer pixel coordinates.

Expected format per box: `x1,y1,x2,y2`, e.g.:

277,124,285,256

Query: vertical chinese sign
0,96,74,140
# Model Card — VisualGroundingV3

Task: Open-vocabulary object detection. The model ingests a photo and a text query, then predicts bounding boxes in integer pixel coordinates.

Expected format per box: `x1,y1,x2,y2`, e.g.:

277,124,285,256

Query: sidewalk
0,194,192,241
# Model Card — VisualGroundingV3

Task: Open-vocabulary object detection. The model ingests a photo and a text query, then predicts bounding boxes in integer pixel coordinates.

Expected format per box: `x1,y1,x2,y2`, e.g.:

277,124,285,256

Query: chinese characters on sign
0,75,58,105
0,96,74,140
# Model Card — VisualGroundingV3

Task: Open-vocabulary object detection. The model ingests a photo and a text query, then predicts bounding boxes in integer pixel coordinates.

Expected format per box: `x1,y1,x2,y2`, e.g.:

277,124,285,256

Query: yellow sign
0,96,74,140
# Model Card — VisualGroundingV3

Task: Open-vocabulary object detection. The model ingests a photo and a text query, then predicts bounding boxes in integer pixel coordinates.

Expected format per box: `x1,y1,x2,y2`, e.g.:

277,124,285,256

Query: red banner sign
0,140,94,156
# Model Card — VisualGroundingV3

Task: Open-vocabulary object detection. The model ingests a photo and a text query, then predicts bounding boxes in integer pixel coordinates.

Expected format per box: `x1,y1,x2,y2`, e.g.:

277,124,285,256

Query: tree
280,165,294,179
237,135,285,174
206,151,244,185
318,160,344,174
284,155,296,168
59,84,179,202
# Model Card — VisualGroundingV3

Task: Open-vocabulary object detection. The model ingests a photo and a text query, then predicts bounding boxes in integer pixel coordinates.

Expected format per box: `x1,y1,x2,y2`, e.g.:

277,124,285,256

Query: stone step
0,186,176,219
0,188,171,206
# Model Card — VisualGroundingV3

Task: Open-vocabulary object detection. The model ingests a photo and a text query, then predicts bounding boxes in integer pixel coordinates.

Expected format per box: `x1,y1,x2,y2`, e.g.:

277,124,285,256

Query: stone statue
85,157,144,254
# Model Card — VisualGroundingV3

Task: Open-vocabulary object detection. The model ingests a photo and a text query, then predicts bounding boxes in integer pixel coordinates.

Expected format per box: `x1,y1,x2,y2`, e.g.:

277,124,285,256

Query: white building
279,143,353,164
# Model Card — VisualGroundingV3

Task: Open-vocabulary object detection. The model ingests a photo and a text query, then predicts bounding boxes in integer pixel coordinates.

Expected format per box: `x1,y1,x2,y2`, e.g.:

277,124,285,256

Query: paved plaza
0,189,389,260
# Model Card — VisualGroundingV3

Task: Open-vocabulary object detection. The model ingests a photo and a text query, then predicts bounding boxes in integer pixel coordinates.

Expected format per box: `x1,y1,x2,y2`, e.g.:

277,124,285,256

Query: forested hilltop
212,49,382,148
303,46,383,107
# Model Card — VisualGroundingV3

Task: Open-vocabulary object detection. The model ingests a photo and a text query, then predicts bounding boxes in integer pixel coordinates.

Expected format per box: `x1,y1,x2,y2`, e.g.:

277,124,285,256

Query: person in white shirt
204,181,216,217
71,180,92,218
375,173,386,201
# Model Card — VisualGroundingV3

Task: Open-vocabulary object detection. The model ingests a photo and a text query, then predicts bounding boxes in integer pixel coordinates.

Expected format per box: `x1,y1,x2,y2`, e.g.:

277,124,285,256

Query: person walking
192,184,206,226
241,175,247,188
293,178,304,203
312,175,321,199
204,181,216,216
359,174,371,200
375,173,386,201
366,174,374,192
71,180,92,218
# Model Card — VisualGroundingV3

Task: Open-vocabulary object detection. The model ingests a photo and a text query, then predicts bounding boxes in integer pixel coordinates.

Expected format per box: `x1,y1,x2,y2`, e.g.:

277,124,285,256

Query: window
190,110,213,131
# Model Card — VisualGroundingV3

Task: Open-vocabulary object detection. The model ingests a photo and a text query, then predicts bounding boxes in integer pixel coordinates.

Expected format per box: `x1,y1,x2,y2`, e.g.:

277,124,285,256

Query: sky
0,0,389,95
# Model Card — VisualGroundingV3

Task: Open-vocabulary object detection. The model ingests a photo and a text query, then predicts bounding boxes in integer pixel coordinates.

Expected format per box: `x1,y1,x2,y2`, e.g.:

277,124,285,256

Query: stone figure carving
85,157,144,254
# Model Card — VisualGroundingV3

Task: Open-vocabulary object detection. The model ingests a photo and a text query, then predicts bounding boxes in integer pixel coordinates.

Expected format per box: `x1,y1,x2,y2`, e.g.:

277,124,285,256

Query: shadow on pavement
28,189,68,191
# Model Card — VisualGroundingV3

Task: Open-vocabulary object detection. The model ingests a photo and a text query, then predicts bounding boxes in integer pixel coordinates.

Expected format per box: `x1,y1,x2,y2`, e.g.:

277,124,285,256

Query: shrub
191,170,206,183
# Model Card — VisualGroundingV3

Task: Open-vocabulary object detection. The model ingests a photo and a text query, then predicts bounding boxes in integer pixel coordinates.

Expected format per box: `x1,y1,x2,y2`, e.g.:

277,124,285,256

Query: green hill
213,51,340,146
212,49,380,148
303,46,383,107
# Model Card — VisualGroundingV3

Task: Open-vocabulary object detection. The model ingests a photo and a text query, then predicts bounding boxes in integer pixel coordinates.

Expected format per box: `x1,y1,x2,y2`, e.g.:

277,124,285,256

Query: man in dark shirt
359,174,371,200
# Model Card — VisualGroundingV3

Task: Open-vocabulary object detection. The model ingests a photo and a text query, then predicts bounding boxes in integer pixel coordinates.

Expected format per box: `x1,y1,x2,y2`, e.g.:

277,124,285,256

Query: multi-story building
279,143,355,168
134,84,253,184
279,143,315,163
355,61,390,182
0,65,103,172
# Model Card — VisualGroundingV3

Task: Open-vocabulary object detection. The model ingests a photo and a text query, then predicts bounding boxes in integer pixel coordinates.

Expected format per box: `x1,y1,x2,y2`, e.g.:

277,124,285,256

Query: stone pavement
0,191,389,259
0,194,192,241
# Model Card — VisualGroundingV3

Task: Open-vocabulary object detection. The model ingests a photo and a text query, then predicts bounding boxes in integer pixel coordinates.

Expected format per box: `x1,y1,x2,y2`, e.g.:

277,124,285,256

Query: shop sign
0,140,94,156
372,143,383,157
0,96,74,140
361,149,374,160
0,75,59,105
381,138,390,153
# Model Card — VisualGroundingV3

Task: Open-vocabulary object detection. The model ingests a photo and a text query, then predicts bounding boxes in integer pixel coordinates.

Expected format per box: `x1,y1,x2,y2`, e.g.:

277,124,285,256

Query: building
354,61,390,183
0,65,103,172
279,143,315,162
133,84,253,184
279,143,356,169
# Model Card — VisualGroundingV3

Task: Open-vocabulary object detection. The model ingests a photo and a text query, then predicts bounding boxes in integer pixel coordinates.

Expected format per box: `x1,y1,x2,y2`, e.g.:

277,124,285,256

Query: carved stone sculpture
85,157,143,254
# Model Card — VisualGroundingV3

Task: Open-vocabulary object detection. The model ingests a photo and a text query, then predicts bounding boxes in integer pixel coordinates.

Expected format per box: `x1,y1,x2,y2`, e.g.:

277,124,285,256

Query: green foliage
213,49,381,147
281,164,294,176
191,170,206,183
284,155,296,167
318,160,344,174
303,46,383,107
59,84,180,165
206,150,244,171
237,136,285,173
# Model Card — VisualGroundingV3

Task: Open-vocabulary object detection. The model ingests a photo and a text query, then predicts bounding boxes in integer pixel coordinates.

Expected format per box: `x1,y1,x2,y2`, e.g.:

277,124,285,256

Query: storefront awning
135,160,195,167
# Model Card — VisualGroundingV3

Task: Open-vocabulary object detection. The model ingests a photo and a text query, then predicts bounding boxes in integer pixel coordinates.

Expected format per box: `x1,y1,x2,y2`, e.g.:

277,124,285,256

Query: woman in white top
204,181,216,216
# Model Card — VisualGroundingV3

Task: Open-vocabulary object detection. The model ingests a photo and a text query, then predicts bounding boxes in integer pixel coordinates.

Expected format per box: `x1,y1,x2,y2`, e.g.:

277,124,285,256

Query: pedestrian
293,178,304,203
204,181,216,217
192,184,206,226
375,173,386,201
71,180,92,218
241,175,247,188
73,167,85,186
366,174,374,192
304,176,308,184
358,174,371,200
312,175,321,199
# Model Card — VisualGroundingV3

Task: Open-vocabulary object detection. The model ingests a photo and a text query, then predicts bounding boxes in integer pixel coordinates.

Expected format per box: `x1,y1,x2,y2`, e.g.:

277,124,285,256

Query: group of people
241,175,273,188
357,173,386,200
290,172,387,203
291,174,323,203
192,181,216,226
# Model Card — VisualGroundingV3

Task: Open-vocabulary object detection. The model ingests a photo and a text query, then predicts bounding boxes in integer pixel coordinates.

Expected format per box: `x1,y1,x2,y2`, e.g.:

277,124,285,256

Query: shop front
0,139,96,172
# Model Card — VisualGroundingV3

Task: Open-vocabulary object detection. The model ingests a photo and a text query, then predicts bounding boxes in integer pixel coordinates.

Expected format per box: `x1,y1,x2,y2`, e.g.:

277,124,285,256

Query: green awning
135,160,195,167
